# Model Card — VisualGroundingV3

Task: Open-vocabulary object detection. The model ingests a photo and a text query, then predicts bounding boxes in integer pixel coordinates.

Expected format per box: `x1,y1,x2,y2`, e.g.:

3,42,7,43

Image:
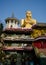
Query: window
11,20,13,23
15,21,16,24
6,21,9,23
11,25,13,28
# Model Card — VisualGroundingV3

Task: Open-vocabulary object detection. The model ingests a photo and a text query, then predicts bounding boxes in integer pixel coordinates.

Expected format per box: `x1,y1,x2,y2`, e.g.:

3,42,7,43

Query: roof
37,23,46,26
3,28,32,34
34,36,46,41
32,23,46,29
5,13,18,21
5,17,19,22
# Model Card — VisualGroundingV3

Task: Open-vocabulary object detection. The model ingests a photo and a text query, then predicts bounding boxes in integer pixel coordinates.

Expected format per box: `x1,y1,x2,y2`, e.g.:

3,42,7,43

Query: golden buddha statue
21,11,36,28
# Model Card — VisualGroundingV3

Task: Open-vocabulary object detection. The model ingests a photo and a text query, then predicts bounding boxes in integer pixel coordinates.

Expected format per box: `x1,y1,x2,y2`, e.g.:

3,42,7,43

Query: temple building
0,11,46,65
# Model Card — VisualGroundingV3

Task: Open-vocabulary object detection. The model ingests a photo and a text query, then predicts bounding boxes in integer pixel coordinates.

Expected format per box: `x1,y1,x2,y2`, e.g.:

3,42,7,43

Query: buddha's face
26,11,32,17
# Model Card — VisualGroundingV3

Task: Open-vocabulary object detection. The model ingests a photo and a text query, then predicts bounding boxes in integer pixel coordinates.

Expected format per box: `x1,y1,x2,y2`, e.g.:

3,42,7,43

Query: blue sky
0,0,46,26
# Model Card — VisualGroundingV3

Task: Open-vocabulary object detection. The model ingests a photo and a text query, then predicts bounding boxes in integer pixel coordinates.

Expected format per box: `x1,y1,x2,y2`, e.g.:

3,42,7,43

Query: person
21,11,36,28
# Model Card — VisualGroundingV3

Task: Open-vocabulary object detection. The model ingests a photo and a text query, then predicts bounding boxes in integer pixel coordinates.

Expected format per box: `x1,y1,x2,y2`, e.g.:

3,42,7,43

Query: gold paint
21,11,36,28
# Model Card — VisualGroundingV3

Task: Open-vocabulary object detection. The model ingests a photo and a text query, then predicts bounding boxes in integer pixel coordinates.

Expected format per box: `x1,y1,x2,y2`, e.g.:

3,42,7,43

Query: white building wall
12,20,15,28
6,21,8,28
8,20,12,28
13,20,19,28
6,19,19,28
6,21,9,28
15,22,19,28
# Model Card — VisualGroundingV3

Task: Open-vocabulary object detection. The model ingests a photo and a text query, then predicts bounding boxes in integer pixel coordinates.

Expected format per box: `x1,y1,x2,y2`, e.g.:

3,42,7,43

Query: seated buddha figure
21,11,36,28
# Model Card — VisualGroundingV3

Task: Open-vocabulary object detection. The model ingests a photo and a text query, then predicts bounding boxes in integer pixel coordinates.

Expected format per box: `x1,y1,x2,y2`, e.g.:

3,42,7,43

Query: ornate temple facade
0,11,46,65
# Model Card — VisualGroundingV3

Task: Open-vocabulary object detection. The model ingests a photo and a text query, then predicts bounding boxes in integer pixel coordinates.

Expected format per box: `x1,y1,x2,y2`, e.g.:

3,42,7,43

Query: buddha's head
26,11,32,17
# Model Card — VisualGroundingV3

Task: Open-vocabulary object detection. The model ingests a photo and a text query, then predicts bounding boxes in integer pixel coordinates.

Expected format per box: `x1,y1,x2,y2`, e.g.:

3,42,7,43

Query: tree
0,23,3,37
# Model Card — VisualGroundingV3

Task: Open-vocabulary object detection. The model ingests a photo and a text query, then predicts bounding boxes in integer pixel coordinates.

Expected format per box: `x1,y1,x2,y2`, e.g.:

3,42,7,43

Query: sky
0,0,46,26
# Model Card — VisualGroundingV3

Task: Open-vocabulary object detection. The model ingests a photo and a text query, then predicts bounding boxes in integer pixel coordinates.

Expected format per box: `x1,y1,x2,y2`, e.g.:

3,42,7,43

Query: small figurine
21,11,36,28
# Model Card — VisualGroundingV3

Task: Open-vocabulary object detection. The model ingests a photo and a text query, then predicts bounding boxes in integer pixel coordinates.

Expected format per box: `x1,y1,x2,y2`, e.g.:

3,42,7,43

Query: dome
5,17,19,23
5,13,19,23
